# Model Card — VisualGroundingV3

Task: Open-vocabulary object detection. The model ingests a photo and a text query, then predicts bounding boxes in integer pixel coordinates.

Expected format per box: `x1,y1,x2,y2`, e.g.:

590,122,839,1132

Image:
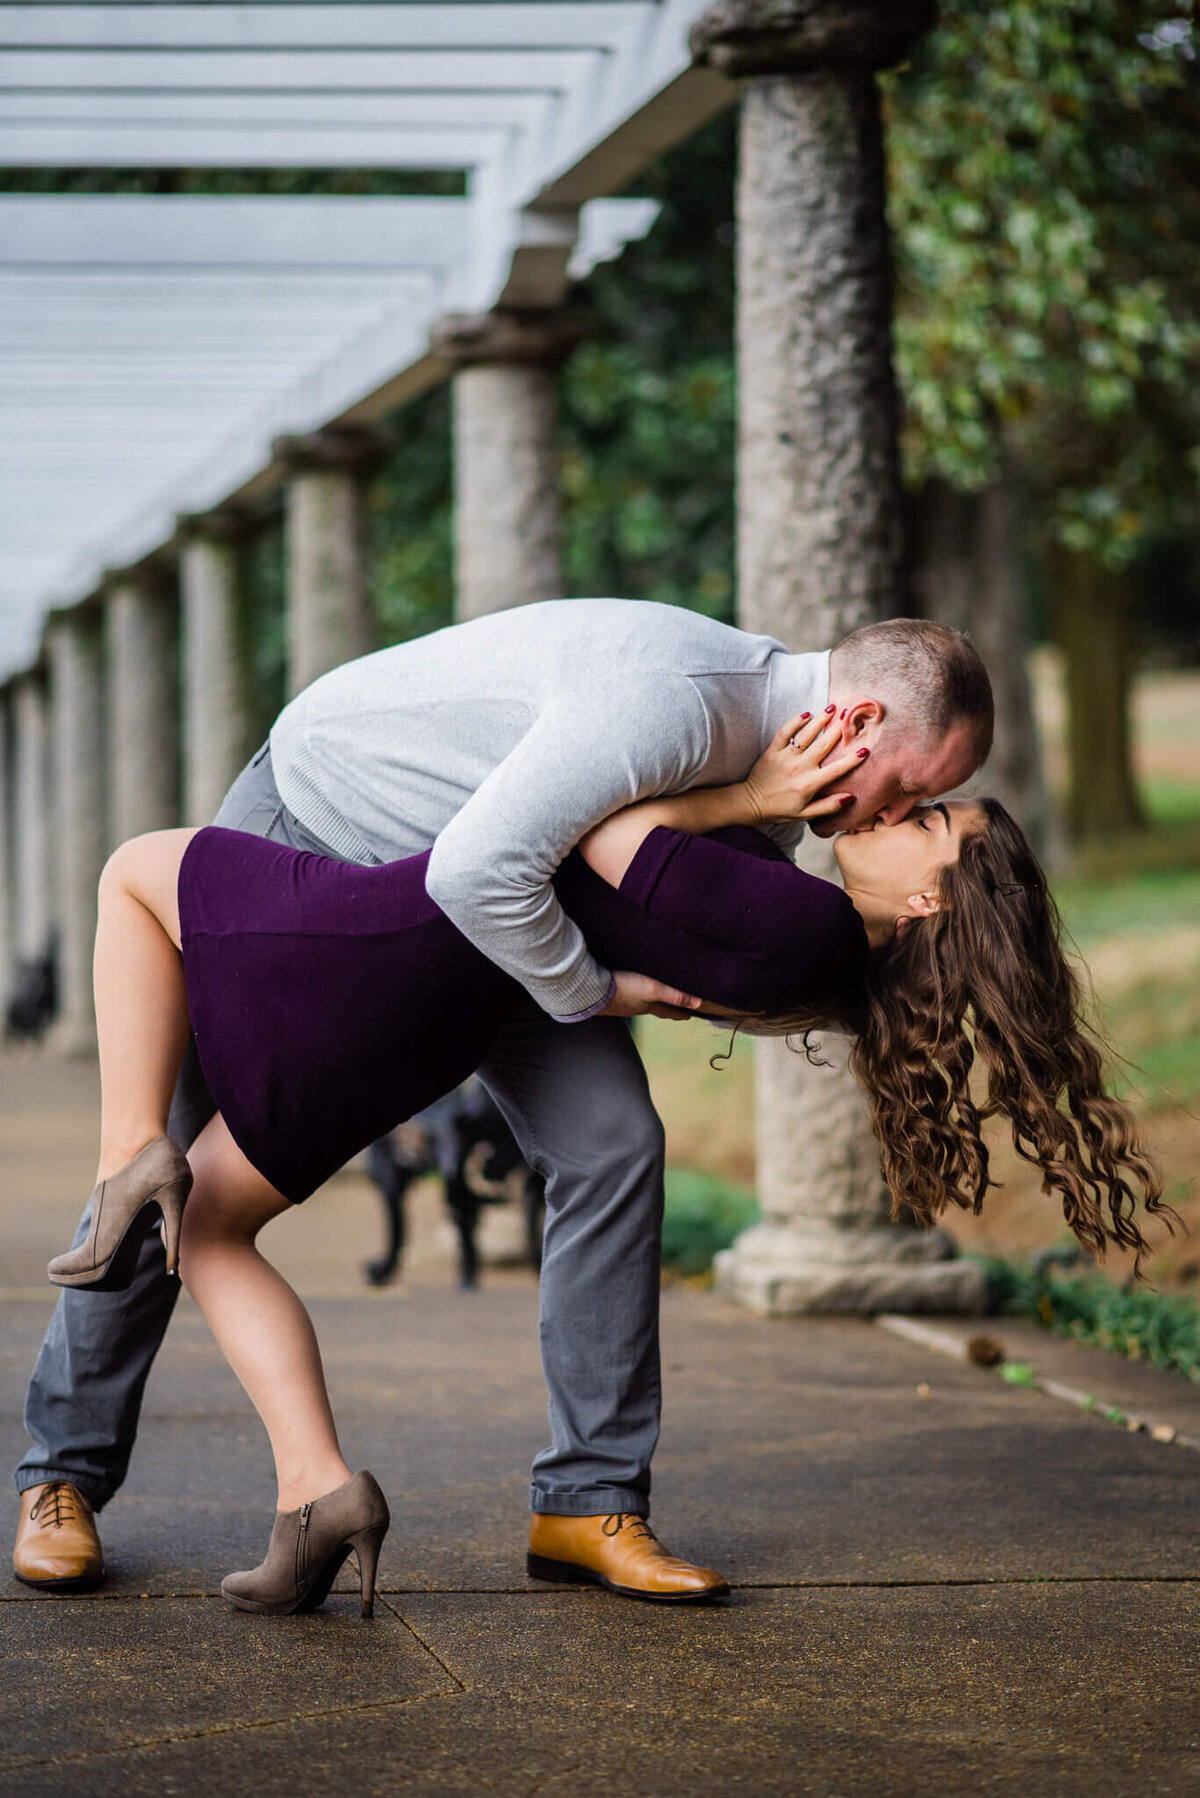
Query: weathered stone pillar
274,431,378,697
431,311,575,620
692,1,985,1314
179,512,258,824
105,573,180,847
12,671,53,970
46,611,106,1053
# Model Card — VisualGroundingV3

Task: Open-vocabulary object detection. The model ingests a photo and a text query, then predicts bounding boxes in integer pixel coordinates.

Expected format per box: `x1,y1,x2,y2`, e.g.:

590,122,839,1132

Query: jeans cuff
13,1467,111,1510
529,1484,649,1518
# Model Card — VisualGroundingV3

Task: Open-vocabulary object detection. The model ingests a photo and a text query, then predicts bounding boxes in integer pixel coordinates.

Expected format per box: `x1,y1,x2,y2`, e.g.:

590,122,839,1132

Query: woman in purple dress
46,715,1166,1617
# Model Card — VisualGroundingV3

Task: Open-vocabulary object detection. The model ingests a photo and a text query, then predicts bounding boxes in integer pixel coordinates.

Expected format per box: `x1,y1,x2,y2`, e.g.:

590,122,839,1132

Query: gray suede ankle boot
48,1136,193,1292
221,1471,390,1618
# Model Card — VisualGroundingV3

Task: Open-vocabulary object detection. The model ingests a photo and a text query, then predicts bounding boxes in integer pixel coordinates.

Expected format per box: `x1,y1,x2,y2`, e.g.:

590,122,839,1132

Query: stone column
46,612,106,1053
179,512,258,825
424,311,573,1265
430,311,576,620
274,431,378,698
12,672,53,972
692,1,985,1314
105,573,180,847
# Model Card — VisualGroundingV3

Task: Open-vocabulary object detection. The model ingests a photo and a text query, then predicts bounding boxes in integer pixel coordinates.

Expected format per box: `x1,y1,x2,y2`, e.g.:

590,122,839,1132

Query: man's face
806,703,981,839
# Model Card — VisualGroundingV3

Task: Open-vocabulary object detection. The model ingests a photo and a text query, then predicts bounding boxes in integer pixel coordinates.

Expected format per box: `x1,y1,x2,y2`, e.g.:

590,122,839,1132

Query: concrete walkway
2,1051,1198,1795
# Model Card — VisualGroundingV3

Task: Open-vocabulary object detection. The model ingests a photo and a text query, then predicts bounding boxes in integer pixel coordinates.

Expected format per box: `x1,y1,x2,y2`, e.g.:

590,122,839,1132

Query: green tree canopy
886,0,1200,566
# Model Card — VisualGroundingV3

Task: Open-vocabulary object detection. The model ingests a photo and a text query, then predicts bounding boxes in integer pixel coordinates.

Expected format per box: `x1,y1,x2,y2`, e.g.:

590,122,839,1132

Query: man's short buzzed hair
829,618,994,762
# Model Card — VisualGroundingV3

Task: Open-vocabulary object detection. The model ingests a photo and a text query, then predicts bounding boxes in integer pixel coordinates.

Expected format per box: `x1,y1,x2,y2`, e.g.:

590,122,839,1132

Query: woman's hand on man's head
741,709,867,828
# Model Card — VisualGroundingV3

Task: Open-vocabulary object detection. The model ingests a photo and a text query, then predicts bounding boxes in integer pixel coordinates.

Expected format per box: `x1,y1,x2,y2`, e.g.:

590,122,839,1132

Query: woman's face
833,800,984,936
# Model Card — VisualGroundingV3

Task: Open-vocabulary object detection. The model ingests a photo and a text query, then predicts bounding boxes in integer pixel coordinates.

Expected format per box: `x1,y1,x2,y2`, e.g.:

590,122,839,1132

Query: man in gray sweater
14,600,991,1603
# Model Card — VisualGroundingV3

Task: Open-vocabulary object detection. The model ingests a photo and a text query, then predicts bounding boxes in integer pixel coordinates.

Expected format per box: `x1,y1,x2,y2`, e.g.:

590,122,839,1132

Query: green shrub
661,1168,759,1276
985,1258,1200,1382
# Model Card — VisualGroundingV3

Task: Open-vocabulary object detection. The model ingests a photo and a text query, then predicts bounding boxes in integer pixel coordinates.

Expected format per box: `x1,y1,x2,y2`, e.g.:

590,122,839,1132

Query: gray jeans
16,747,665,1518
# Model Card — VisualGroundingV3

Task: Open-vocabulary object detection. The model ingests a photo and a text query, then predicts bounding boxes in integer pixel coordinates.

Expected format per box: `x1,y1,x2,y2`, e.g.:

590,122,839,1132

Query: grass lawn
643,661,1200,1288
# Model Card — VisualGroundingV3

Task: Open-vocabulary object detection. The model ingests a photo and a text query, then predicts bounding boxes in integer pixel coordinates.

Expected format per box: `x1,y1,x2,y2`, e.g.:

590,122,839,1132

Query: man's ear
845,698,883,740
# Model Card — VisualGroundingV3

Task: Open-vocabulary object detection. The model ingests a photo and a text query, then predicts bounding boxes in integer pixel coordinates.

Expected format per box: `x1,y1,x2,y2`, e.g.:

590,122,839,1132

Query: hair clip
996,881,1036,898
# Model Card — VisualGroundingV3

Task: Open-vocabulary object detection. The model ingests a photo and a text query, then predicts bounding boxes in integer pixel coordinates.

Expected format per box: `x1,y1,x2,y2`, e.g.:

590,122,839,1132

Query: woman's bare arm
579,784,755,886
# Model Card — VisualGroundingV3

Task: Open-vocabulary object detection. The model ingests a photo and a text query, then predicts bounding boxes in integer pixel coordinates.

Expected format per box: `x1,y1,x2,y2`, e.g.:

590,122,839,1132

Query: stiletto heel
348,1522,387,1619
48,1136,193,1292
221,1471,390,1618
157,1181,187,1277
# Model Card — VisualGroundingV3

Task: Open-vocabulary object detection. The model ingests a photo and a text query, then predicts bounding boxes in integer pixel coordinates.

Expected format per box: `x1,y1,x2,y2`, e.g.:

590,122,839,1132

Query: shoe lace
601,1513,656,1543
28,1482,81,1529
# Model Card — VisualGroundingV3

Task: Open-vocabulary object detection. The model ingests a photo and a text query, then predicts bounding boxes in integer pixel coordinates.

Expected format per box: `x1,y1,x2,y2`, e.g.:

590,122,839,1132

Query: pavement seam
5,1573,1200,1605
721,1575,1200,1589
526,1762,584,1798
0,1685,468,1777
378,1594,469,1691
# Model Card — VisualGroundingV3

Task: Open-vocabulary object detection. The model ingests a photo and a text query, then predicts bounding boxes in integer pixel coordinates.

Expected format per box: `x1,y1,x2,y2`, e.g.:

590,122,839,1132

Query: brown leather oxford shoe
13,1481,104,1593
528,1511,729,1603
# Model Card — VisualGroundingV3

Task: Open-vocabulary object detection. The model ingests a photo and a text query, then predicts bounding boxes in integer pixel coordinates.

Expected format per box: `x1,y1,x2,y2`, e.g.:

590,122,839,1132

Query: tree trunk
912,479,1053,856
1050,548,1144,839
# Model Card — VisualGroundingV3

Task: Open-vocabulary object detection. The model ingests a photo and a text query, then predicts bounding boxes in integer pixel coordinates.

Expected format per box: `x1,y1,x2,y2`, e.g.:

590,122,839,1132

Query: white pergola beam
0,3,726,679
0,91,553,130
0,186,661,670
0,203,462,671
39,342,446,607
517,0,734,205
0,269,427,299
0,6,651,52
0,48,597,90
0,124,509,168
0,195,473,266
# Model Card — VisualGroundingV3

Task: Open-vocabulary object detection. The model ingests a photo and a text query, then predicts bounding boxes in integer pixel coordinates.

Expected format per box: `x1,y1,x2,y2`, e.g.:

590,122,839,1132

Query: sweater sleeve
424,673,713,1018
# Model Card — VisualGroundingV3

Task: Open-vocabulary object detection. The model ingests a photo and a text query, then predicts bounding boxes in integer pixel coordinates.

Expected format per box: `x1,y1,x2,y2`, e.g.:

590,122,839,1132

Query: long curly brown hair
847,798,1170,1272
732,798,1171,1271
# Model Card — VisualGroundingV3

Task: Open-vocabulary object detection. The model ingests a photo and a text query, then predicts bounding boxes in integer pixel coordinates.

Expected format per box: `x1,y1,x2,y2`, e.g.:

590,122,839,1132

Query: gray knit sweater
269,599,829,1018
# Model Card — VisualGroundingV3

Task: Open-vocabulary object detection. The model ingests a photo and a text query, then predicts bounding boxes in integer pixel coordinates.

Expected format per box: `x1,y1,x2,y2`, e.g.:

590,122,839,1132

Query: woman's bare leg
93,829,197,1182
90,830,347,1509
179,1113,352,1512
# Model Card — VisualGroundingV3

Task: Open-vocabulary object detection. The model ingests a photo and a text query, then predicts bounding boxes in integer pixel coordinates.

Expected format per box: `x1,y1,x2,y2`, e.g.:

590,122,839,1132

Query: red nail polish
799,712,811,722
840,794,854,806
825,703,836,714
857,747,870,758
840,709,847,720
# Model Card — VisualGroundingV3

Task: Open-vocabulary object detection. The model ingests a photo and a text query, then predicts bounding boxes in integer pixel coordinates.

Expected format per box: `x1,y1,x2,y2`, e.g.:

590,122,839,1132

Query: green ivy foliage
558,113,737,619
364,9,1200,636
365,385,455,646
0,169,463,196
660,1166,759,1277
886,0,1200,566
988,1256,1200,1382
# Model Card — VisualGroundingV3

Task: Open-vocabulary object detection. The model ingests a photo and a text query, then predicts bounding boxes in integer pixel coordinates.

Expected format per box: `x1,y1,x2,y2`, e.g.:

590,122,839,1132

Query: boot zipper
296,1502,312,1592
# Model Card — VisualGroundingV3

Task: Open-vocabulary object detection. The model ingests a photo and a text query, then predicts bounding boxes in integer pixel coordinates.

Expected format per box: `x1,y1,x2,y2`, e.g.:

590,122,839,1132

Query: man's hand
598,970,704,1021
741,708,866,826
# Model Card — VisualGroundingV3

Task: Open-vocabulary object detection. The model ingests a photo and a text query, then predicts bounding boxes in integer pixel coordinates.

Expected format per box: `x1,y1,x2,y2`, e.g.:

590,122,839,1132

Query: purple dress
178,823,867,1204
